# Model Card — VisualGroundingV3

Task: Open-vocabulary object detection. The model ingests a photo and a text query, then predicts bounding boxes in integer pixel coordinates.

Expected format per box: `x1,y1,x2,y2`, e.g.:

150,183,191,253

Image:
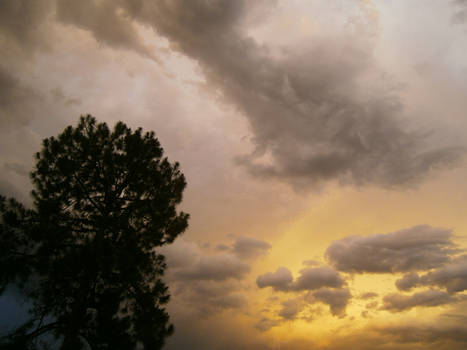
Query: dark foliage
0,115,189,349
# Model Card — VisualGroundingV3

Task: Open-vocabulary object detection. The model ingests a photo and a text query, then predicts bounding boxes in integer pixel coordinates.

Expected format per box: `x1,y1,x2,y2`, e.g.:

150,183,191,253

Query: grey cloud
50,87,82,107
402,255,467,293
326,225,455,273
396,272,421,291
255,317,279,332
365,301,378,309
377,323,467,345
0,67,43,128
162,239,250,283
107,0,465,189
215,244,230,252
161,239,201,269
256,267,293,291
279,298,304,320
55,0,158,61
293,267,346,291
382,290,457,312
0,0,53,53
311,288,351,317
257,266,350,317
421,255,467,293
231,236,271,260
452,0,467,24
3,162,30,177
256,266,345,292
360,292,378,299
303,260,320,267
43,0,465,188
162,239,251,317
175,253,249,281
171,280,247,318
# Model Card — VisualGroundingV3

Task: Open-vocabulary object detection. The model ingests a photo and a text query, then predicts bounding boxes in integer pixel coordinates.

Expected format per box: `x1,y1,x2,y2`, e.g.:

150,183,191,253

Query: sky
1,0,467,349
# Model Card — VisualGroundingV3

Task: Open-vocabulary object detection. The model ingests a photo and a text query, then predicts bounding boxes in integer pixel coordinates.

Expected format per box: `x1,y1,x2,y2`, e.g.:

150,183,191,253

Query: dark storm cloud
0,67,43,128
137,0,463,188
0,0,53,53
382,290,457,312
326,225,455,273
42,0,464,188
257,266,345,292
55,0,158,61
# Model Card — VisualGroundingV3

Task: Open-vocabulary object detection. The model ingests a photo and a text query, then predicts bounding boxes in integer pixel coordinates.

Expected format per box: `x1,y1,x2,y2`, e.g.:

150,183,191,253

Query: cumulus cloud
382,290,457,312
396,272,421,291
326,225,456,273
257,265,350,317
164,236,271,283
174,253,250,281
231,236,271,260
279,298,304,320
293,267,346,291
397,255,467,293
256,267,293,291
310,288,351,317
160,239,256,318
420,255,467,293
45,0,463,189
257,266,345,292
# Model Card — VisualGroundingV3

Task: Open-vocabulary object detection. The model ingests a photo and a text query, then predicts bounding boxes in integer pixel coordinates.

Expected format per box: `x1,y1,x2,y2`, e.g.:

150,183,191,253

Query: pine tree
0,115,189,349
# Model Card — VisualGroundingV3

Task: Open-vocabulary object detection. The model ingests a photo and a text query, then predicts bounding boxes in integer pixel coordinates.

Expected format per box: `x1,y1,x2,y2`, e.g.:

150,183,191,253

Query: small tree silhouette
0,115,189,349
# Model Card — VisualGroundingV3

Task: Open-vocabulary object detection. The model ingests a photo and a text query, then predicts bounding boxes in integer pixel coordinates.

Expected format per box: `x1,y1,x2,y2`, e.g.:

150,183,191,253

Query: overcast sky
2,0,467,349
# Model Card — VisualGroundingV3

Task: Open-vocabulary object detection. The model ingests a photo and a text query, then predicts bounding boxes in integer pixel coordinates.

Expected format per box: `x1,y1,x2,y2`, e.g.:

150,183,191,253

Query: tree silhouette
0,115,189,349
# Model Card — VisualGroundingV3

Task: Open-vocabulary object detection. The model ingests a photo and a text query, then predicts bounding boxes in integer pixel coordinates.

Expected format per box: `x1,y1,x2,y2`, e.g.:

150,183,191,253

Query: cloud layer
12,0,461,190
326,225,456,273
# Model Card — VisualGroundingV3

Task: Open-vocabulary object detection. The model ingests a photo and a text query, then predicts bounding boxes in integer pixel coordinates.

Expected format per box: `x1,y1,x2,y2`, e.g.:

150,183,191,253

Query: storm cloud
41,0,464,188
0,67,43,128
326,225,456,273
